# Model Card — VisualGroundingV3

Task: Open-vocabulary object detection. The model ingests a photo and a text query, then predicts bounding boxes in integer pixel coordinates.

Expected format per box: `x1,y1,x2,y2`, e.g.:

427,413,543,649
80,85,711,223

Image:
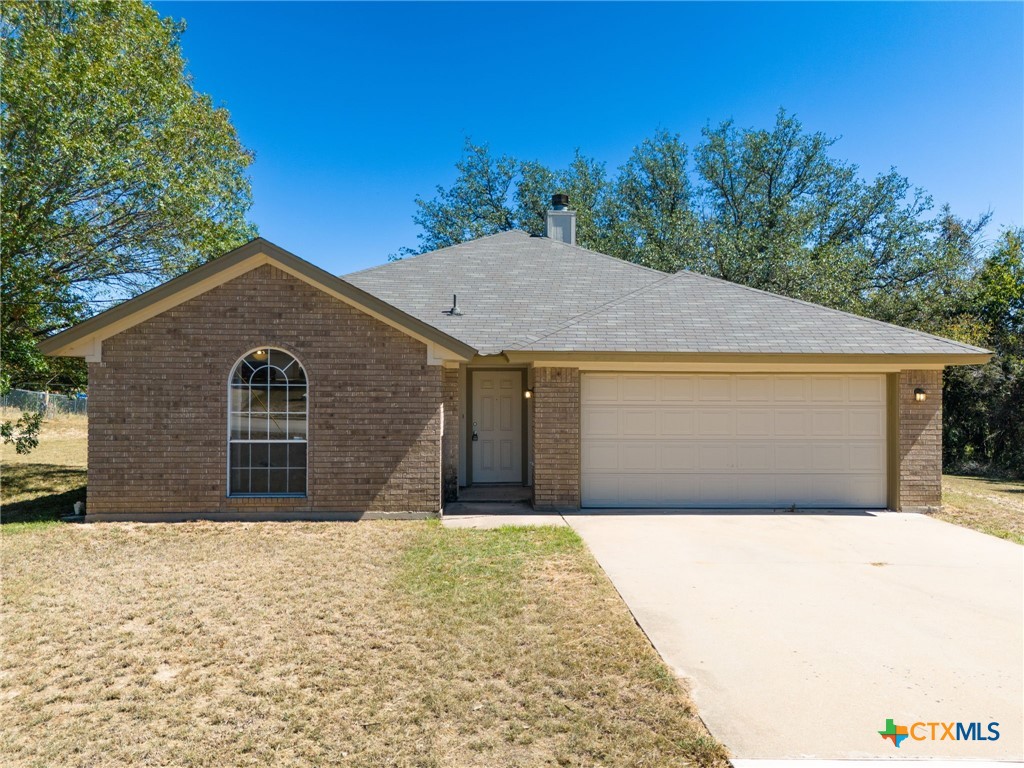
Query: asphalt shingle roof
345,230,988,357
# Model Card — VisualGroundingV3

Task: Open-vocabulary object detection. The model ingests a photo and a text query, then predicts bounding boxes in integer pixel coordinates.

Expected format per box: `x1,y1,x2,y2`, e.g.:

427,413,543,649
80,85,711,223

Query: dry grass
2,518,725,767
939,474,1024,544
1,411,87,529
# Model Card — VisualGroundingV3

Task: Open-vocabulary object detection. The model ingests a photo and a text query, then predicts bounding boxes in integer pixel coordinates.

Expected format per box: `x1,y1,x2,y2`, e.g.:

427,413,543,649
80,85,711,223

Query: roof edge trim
38,238,477,361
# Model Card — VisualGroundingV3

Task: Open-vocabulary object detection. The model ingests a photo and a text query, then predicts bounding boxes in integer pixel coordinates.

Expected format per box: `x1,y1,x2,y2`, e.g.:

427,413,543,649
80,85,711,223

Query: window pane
288,444,307,468
246,386,269,414
230,443,250,470
287,468,306,494
268,414,288,440
268,470,288,494
287,415,306,440
230,386,247,411
250,468,269,494
269,443,288,468
250,443,269,468
249,415,268,441
229,413,248,440
230,467,249,495
287,386,306,413
267,384,289,411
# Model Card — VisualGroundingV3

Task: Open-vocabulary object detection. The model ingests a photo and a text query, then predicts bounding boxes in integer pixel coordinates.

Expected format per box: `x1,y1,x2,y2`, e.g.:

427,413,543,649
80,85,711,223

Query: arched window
228,348,307,496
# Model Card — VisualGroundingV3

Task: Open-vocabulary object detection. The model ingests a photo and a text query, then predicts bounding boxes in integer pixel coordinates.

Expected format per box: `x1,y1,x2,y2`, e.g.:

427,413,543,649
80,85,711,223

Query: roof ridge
508,270,680,350
671,269,990,355
537,235,669,278
342,230,530,278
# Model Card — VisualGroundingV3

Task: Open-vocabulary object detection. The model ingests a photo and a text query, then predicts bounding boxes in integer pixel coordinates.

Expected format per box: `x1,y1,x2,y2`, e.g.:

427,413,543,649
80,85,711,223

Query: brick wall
897,369,943,511
441,367,459,504
87,264,442,519
530,366,580,509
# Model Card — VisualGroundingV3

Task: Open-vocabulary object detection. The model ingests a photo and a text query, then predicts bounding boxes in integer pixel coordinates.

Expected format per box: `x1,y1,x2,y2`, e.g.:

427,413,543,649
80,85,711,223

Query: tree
409,140,517,252
1,0,256,397
607,130,699,272
408,111,1020,474
943,229,1024,477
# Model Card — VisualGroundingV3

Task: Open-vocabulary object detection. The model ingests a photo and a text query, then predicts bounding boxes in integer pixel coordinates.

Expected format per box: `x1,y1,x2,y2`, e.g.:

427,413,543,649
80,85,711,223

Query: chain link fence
1,388,88,416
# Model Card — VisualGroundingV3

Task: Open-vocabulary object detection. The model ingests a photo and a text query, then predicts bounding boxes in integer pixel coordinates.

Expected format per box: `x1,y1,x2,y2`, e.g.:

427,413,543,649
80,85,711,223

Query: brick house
40,198,990,521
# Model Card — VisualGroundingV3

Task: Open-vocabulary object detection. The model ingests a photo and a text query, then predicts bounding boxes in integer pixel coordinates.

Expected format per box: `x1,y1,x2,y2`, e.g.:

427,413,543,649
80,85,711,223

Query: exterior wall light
524,389,534,399
914,388,927,402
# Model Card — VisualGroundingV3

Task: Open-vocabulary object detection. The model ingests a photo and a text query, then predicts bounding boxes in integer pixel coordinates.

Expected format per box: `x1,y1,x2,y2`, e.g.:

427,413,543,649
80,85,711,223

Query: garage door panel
811,410,845,436
736,376,773,402
660,376,696,401
659,410,695,436
622,409,658,436
849,443,886,471
775,410,809,435
581,373,887,509
621,376,658,402
774,376,808,401
582,442,619,471
621,444,658,471
848,376,885,403
582,474,621,506
583,408,618,437
736,409,772,436
737,443,772,470
812,443,847,471
849,409,884,436
659,443,697,470
583,375,619,403
698,410,733,435
698,444,735,470
811,375,845,402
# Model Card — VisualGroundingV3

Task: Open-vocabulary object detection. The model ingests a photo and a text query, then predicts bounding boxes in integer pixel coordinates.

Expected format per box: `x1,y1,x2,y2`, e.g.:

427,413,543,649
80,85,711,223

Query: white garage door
581,373,887,508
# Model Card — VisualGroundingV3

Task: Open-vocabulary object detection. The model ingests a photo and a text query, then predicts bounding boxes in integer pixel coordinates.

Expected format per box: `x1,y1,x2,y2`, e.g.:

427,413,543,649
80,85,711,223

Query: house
40,197,990,521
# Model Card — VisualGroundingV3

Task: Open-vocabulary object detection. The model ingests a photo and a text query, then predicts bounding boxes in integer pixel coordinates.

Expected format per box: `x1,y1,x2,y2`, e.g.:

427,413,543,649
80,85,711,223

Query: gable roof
39,238,476,361
347,230,990,362
345,230,665,355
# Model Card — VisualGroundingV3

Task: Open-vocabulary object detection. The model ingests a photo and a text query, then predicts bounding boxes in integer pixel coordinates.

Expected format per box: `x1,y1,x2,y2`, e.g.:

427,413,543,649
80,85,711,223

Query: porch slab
442,503,567,529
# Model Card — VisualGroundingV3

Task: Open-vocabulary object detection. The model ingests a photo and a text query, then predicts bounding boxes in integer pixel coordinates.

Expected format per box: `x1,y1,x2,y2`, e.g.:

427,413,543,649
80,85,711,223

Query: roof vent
446,294,463,316
546,193,576,245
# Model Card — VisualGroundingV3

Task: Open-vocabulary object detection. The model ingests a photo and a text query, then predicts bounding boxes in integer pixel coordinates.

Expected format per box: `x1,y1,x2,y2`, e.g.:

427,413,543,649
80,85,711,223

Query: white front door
471,370,523,484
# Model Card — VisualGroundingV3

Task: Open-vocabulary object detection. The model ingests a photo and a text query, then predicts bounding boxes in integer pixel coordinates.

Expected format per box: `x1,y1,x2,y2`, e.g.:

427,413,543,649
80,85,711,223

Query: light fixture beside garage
914,388,927,402
524,389,534,399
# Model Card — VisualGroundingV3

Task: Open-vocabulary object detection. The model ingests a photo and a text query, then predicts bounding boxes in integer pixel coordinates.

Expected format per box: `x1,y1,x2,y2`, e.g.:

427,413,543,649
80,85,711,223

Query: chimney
545,193,576,245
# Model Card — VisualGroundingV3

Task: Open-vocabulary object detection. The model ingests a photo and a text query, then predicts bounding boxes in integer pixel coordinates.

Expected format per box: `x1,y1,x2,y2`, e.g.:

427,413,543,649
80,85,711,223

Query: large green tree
1,0,256,397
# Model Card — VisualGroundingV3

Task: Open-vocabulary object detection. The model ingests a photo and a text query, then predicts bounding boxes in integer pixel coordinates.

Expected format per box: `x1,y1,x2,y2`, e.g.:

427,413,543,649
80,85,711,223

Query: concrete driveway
566,511,1023,759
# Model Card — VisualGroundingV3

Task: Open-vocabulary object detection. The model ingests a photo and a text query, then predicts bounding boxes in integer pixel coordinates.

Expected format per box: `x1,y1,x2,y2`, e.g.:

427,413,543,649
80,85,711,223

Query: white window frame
226,347,308,498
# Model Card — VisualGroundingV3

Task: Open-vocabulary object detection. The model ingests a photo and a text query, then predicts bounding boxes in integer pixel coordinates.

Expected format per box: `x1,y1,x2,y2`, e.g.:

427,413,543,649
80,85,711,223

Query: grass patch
1,520,726,767
1,412,88,530
939,474,1024,544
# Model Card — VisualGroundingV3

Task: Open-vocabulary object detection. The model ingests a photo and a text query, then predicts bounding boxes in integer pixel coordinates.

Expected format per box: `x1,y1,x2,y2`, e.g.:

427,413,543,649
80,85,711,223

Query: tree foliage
409,111,1022,476
1,0,256,395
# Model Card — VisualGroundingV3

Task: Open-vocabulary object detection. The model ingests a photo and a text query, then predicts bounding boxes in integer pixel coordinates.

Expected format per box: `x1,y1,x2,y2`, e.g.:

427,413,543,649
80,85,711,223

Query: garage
581,373,888,508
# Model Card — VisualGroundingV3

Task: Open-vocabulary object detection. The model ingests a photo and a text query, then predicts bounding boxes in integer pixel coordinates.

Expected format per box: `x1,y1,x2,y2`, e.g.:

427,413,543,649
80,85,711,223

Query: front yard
937,474,1024,544
1,415,725,767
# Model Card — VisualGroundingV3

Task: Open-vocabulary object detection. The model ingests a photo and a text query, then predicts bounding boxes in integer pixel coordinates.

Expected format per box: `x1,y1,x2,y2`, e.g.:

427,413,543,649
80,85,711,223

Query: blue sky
154,1,1023,275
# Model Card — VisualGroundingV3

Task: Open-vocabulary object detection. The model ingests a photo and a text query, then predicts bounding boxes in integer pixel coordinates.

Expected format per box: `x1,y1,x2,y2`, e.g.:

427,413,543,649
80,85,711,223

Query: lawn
1,414,725,767
1,409,87,530
940,474,1024,544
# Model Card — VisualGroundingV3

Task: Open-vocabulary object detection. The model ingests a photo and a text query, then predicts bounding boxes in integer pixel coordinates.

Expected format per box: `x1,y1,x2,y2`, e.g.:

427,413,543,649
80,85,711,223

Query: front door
471,370,523,484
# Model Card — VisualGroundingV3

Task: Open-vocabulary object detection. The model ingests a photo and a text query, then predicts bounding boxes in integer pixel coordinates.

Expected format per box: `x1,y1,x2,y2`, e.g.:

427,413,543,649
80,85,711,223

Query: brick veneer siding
897,369,943,512
531,366,580,509
86,264,442,519
441,367,459,504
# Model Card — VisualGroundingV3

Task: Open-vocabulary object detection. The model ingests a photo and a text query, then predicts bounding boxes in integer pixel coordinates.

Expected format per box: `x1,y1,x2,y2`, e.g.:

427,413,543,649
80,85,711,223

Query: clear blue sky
154,1,1023,275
